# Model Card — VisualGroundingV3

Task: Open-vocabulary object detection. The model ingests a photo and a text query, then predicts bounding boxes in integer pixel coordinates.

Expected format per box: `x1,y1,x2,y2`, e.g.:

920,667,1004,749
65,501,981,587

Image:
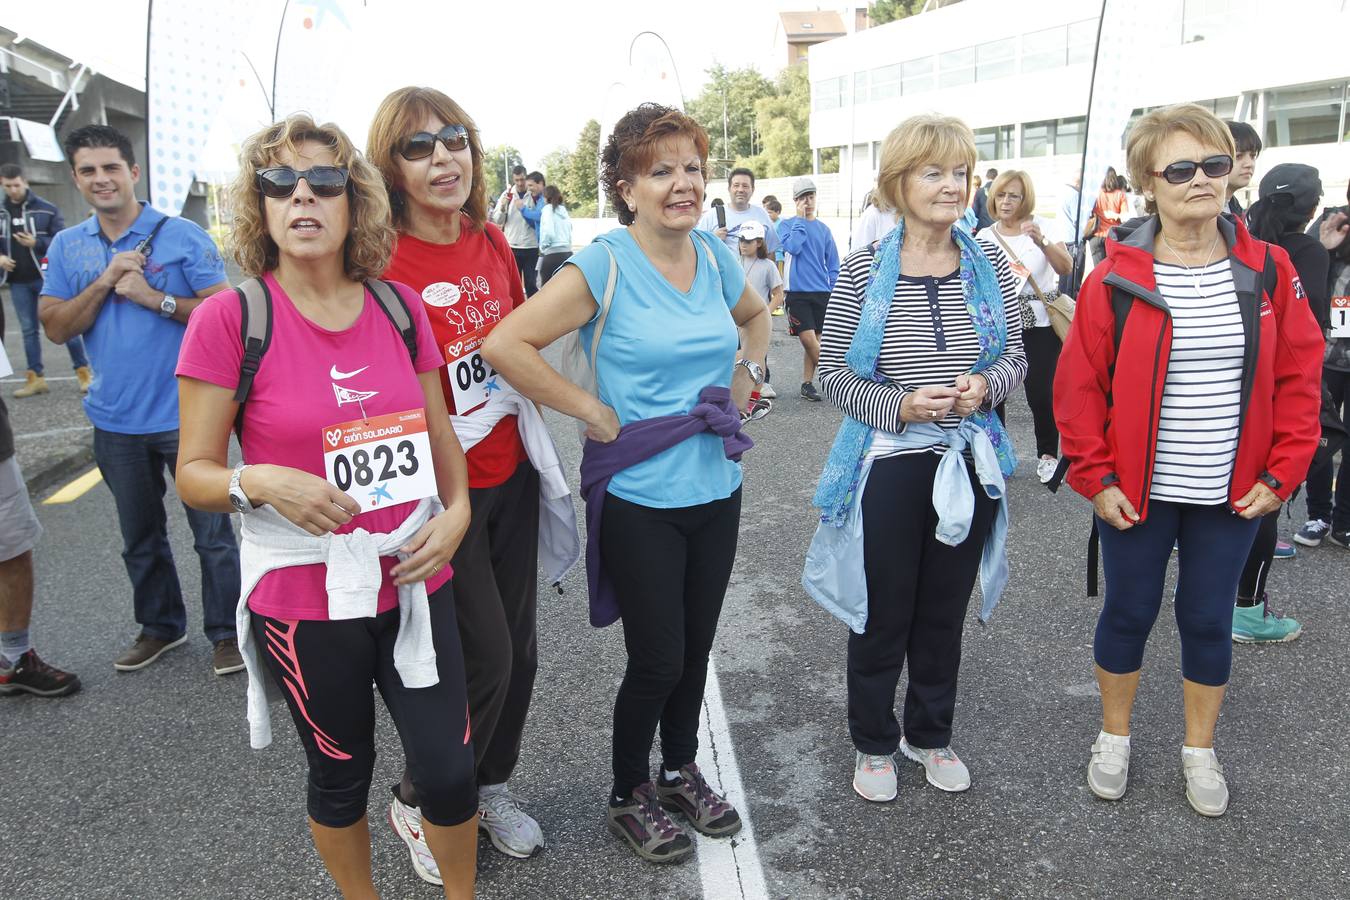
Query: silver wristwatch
735,359,765,387
159,294,178,317
228,463,255,514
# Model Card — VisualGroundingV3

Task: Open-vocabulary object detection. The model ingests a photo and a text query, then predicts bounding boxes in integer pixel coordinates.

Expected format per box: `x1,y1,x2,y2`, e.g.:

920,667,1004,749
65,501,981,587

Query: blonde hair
875,114,976,217
986,170,1036,221
228,114,393,280
1126,103,1235,214
366,86,488,232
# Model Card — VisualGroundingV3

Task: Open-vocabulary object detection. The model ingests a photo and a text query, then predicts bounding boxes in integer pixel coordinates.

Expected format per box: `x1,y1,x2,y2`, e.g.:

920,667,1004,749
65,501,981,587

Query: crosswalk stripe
42,467,103,505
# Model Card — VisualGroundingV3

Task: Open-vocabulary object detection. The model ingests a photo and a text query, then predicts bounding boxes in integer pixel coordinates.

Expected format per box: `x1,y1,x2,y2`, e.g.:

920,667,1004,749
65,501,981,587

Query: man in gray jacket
493,165,541,297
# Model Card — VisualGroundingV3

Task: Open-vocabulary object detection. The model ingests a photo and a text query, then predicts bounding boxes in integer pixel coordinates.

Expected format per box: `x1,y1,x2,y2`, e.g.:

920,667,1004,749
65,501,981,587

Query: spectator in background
538,184,573,285
1224,121,1262,220
493,165,541,296
697,168,779,257
763,196,786,286
852,189,899,251
1,163,92,398
779,177,840,402
973,168,997,230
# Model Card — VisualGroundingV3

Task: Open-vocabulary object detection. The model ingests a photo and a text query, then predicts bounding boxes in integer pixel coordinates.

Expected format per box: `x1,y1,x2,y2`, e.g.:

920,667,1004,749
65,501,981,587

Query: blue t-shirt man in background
38,124,241,677
697,167,780,257
777,177,840,402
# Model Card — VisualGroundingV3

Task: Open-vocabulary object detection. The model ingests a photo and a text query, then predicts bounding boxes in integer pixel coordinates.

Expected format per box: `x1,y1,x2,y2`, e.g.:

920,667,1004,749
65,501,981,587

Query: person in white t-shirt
736,220,783,404
975,171,1073,483
851,190,899,251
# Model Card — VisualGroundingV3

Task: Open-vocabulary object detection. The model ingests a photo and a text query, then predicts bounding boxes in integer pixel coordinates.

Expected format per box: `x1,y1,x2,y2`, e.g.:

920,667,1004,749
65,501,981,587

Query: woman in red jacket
1053,104,1323,818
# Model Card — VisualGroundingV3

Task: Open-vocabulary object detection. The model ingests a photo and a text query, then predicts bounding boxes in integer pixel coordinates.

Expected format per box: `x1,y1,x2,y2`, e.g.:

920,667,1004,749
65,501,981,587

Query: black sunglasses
1150,154,1233,185
399,124,470,161
256,166,350,199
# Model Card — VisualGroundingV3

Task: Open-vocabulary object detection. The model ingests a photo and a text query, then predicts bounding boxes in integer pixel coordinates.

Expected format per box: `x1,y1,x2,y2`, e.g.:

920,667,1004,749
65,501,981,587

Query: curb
22,437,96,499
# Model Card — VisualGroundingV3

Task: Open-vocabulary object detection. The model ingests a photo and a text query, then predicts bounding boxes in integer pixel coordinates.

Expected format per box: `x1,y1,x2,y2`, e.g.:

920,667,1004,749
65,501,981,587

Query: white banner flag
270,0,359,123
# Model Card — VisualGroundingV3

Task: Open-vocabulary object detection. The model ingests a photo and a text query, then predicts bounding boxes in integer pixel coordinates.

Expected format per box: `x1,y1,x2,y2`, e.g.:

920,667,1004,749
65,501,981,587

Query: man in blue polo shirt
38,124,242,677
778,177,839,402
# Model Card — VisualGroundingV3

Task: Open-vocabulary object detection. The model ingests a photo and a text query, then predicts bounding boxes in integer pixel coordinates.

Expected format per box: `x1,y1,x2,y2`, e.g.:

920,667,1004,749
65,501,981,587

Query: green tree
560,119,601,218
686,65,776,179
539,145,570,188
869,0,923,25
481,144,523,205
752,64,812,178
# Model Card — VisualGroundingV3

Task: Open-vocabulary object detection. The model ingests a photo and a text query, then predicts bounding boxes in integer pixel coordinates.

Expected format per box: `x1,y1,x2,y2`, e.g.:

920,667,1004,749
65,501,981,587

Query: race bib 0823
321,408,438,513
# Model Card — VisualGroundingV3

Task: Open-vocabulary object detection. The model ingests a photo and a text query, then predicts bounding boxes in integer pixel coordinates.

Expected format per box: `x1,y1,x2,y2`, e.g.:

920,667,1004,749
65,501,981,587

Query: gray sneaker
899,738,971,792
113,633,186,671
607,782,693,864
852,751,898,802
478,784,544,858
1183,748,1229,817
1088,731,1131,800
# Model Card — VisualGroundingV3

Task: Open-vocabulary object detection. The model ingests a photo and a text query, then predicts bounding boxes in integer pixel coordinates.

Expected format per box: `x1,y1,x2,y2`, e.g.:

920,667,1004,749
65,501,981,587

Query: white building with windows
808,0,1350,222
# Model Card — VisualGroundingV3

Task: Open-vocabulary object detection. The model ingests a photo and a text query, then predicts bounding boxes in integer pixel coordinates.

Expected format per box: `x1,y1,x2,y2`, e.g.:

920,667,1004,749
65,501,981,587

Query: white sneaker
1087,731,1131,800
899,738,971,792
478,783,545,858
852,751,898,802
1036,456,1058,484
1183,747,1229,817
760,382,777,399
388,795,442,885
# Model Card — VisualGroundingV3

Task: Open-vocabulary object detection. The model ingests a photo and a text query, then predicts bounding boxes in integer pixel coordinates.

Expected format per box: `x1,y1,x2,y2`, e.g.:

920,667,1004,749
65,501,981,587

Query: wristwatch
735,359,765,386
1038,235,1050,248
228,463,255,514
159,294,178,318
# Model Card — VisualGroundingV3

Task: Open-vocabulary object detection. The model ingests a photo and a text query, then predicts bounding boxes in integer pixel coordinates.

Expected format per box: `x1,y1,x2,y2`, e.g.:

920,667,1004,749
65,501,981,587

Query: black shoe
0,649,82,697
800,382,822,402
1329,529,1350,550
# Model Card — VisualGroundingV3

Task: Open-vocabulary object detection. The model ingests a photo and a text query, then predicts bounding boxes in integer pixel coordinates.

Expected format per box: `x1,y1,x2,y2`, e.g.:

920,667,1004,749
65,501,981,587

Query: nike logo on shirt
330,365,370,380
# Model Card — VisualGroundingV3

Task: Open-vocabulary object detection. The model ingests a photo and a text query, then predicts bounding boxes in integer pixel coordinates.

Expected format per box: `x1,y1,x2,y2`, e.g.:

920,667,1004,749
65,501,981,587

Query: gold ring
929,409,939,419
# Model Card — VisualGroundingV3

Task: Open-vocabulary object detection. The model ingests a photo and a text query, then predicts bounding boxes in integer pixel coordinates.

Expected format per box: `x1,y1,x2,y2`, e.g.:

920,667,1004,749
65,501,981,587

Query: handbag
991,227,1075,340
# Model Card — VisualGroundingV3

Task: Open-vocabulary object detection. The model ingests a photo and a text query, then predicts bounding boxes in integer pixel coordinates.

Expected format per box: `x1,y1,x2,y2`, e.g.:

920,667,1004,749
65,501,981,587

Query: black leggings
1236,511,1279,603
1022,325,1061,458
252,584,476,828
601,488,741,798
539,251,572,286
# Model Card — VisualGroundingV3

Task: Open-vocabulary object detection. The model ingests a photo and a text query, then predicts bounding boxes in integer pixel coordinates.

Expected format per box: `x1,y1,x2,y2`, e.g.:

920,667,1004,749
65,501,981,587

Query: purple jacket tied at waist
579,385,753,627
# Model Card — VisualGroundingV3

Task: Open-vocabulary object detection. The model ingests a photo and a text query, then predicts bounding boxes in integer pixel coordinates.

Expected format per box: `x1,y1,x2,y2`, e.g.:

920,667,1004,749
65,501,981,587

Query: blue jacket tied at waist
579,385,752,627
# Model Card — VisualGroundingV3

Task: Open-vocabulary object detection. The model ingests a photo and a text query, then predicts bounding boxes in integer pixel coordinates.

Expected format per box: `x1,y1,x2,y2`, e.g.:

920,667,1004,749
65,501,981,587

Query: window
853,71,869,104
813,77,846,111
976,38,1016,81
1264,82,1347,147
1067,19,1096,65
902,57,934,94
1193,96,1238,119
974,125,1014,161
871,63,901,101
1182,0,1256,44
1022,25,1067,74
1054,116,1086,155
938,47,975,89
1022,120,1052,157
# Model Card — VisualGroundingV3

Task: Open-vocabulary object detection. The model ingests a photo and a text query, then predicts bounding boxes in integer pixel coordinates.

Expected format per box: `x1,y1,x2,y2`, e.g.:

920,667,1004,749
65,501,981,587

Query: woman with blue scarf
805,114,1025,804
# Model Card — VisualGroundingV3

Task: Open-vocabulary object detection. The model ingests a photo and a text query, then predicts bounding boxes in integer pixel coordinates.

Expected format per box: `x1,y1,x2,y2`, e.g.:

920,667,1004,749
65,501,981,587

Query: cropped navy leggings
1095,500,1259,686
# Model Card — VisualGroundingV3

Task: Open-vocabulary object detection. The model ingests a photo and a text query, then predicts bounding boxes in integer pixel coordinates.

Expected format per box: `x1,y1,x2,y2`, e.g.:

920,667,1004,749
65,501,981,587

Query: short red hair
600,103,709,225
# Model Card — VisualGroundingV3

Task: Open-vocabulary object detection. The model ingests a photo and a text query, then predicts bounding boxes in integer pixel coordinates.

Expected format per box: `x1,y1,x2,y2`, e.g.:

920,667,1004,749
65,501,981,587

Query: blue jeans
93,427,239,642
7,279,88,375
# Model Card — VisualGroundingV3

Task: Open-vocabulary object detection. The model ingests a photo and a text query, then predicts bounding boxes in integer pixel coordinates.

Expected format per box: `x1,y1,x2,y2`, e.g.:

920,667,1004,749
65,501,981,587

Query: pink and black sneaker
607,782,693,864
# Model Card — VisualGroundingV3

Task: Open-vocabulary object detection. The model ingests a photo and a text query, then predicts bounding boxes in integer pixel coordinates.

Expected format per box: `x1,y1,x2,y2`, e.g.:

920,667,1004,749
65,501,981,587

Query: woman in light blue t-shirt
484,103,770,866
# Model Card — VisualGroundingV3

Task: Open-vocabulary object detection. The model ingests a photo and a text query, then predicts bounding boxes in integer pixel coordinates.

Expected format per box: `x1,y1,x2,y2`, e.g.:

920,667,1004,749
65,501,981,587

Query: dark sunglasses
1150,154,1233,185
256,166,350,199
399,124,470,161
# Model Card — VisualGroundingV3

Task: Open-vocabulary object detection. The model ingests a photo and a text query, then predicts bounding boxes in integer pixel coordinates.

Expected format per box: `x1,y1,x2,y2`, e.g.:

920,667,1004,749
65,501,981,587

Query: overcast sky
12,0,819,167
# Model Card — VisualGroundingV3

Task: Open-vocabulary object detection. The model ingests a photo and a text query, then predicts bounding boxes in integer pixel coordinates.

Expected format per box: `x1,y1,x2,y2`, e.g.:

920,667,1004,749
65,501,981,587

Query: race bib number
443,335,501,414
1331,296,1350,339
321,409,437,513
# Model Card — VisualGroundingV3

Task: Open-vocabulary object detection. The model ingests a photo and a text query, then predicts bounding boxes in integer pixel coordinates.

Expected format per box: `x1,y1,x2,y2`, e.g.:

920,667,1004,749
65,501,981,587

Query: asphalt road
3,314,1349,900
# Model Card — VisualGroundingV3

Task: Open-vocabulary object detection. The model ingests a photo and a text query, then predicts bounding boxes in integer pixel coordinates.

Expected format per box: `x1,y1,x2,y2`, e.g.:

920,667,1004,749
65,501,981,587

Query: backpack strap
691,229,720,273
232,277,273,436
589,245,618,366
366,279,418,364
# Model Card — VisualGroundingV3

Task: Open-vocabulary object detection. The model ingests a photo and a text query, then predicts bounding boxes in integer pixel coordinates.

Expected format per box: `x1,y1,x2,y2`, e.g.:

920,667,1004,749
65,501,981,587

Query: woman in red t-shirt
367,86,547,867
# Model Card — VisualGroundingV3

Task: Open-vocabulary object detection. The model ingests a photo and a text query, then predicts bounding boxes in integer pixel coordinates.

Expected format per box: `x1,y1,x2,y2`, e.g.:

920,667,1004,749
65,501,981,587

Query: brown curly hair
228,114,393,280
600,103,709,226
366,86,488,232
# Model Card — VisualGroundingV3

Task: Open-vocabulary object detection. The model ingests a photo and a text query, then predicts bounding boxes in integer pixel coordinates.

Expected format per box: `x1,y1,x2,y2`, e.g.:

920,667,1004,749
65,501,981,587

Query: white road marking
695,658,769,900
0,375,78,382
15,425,92,441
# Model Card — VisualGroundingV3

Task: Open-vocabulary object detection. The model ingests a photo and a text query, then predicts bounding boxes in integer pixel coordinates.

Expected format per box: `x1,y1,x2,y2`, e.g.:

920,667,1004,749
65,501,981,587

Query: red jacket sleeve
1053,264,1119,501
1262,245,1325,497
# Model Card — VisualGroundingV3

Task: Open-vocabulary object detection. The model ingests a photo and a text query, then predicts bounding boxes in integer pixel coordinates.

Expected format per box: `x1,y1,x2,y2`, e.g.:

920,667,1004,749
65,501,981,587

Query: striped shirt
1148,259,1244,505
818,243,1026,459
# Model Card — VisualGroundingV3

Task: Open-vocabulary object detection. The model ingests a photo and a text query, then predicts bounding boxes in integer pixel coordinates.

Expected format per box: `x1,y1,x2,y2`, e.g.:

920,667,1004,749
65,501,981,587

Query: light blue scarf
812,218,1017,526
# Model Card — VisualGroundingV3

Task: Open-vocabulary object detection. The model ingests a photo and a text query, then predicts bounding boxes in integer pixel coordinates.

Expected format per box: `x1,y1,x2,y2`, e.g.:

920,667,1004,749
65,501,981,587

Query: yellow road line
43,467,104,505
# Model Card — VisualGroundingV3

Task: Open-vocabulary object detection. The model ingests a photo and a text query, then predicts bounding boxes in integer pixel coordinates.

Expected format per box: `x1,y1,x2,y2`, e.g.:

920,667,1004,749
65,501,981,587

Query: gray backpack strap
366,279,418,363
588,245,618,366
232,277,273,435
692,229,720,273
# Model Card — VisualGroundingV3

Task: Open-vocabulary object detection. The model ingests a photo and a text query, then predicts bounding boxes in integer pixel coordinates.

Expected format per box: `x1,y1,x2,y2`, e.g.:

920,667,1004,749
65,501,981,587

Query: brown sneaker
75,366,94,394
211,638,245,676
656,763,742,837
113,632,186,671
14,370,49,398
607,782,693,864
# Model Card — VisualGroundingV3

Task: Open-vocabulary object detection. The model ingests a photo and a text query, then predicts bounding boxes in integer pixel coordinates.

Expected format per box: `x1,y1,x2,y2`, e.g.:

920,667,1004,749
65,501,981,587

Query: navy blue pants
1095,500,1259,686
